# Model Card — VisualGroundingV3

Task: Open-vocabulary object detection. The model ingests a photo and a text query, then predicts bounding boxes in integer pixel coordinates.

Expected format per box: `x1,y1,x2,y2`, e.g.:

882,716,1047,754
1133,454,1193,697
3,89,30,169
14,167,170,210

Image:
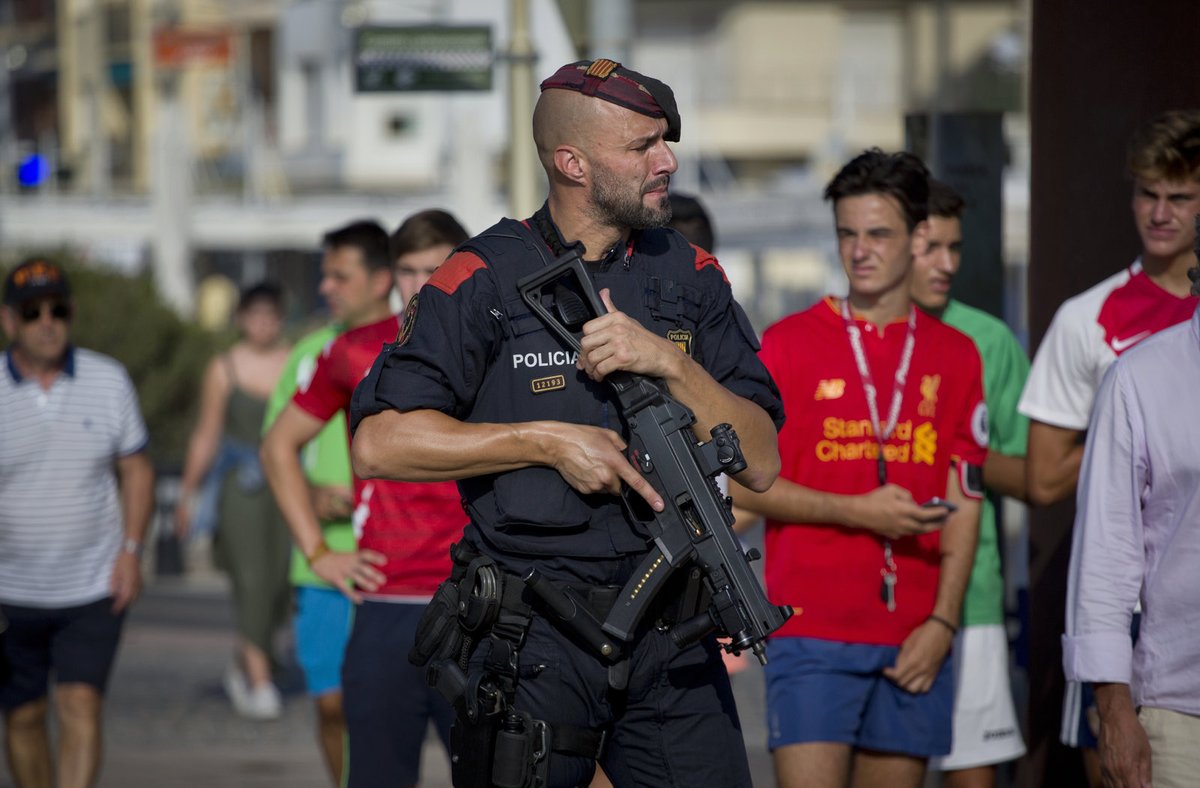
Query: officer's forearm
353,408,561,482
660,353,780,492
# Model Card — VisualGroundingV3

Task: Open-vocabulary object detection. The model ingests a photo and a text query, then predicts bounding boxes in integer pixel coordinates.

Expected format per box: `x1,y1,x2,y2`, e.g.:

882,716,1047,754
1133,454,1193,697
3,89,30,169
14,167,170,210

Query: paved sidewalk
0,572,773,787
0,574,452,788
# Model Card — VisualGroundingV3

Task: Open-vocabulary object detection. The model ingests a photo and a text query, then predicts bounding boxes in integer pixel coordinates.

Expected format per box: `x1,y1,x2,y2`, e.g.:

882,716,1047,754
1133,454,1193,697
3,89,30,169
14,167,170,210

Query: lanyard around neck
839,298,917,485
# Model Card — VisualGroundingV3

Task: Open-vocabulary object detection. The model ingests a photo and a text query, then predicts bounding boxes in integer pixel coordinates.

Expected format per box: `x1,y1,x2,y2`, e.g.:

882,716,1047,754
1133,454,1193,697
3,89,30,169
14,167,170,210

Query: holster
409,576,464,667
414,542,612,786
409,542,506,668
450,712,502,788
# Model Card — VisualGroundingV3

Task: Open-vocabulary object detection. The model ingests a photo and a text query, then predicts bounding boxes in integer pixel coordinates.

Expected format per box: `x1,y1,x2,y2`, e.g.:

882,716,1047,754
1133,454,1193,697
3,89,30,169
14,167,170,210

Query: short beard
591,171,672,230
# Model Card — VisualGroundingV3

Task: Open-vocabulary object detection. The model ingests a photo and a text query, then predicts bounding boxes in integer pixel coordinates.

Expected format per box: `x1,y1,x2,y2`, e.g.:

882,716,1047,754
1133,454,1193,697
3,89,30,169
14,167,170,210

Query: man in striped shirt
0,258,154,788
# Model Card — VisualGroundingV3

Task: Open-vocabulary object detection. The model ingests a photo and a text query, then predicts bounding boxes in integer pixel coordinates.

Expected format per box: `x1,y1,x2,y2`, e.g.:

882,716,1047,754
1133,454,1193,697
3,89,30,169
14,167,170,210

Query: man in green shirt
912,181,1028,787
261,220,395,785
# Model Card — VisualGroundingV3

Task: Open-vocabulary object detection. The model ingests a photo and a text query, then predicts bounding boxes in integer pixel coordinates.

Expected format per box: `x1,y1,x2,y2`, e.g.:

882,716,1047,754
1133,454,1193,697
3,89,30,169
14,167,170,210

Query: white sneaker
223,663,251,713
242,681,283,720
224,665,282,720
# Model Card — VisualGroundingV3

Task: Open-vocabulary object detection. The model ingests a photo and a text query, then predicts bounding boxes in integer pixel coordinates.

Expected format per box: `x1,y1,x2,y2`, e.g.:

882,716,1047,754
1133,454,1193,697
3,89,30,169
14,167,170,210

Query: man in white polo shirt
0,258,154,788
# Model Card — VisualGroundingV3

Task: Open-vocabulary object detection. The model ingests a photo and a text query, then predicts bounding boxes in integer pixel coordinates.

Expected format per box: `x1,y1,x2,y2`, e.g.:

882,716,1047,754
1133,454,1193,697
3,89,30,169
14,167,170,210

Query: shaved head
533,89,605,172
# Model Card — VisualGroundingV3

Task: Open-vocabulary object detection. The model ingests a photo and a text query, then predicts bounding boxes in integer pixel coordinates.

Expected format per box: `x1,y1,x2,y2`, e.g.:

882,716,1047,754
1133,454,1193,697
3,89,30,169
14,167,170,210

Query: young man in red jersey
736,149,988,788
261,211,469,788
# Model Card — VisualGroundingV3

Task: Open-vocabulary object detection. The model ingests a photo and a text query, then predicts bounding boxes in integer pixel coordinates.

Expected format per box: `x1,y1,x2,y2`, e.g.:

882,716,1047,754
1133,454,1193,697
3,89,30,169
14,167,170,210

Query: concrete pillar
507,0,540,218
151,88,195,315
587,0,631,63
131,0,154,193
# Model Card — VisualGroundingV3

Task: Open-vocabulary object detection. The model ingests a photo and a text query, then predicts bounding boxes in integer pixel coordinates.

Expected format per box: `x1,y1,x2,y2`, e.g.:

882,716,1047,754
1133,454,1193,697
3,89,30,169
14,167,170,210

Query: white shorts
928,624,1026,771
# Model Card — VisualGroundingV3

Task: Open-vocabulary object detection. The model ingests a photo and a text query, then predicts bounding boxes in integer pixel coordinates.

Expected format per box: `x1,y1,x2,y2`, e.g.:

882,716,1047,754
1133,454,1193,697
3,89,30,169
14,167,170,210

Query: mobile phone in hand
921,496,958,513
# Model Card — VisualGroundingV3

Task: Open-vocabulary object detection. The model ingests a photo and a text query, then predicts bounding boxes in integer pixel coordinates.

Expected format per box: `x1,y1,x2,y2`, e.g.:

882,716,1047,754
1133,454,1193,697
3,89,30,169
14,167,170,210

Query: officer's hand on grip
850,483,949,540
577,289,685,382
544,421,665,512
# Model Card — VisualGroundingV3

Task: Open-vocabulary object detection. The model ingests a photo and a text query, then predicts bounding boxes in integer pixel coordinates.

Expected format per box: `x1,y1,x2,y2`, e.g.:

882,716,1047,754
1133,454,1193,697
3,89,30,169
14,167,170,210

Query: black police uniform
352,206,784,787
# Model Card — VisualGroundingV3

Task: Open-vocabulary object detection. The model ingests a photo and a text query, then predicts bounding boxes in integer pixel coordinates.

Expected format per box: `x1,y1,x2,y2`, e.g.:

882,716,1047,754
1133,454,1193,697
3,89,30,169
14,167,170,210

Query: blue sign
17,154,49,188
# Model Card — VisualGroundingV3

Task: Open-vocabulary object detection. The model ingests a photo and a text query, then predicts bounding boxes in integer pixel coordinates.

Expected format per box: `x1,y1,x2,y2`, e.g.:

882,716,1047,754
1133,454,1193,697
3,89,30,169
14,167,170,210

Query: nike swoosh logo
1110,331,1151,353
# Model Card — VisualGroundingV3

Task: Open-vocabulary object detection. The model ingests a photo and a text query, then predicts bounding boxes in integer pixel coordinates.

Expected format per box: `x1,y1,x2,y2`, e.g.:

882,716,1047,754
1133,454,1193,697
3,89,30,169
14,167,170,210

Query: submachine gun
516,252,792,670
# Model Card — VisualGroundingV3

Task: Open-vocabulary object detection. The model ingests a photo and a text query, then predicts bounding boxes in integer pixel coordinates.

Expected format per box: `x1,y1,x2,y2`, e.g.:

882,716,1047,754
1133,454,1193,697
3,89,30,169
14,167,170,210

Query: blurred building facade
0,0,1026,327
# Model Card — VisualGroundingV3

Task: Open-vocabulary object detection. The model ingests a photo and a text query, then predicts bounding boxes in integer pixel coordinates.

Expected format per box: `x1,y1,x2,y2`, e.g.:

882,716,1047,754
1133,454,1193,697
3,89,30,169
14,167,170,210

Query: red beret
540,59,681,142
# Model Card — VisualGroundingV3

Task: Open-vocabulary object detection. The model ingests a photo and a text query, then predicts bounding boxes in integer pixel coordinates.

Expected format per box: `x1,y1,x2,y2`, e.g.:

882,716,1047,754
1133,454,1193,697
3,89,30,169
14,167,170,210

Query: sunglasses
19,300,72,323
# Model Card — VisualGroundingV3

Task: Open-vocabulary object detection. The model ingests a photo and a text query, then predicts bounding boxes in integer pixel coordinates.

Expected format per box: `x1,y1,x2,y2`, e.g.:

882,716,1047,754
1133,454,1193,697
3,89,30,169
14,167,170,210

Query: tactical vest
455,217,712,563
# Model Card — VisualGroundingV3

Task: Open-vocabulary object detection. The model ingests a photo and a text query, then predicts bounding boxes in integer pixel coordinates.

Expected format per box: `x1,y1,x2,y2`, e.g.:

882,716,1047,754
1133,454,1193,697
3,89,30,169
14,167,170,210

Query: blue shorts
0,598,126,710
342,599,454,788
764,637,954,757
293,586,352,696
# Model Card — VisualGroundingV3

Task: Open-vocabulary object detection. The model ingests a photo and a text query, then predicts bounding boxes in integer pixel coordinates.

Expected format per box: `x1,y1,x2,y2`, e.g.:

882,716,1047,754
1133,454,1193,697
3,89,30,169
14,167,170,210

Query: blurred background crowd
1,1,1198,787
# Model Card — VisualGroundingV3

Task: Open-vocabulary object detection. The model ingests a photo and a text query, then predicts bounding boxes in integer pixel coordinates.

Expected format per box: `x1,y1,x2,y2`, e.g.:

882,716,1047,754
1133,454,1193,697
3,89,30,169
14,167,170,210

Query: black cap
3,259,71,306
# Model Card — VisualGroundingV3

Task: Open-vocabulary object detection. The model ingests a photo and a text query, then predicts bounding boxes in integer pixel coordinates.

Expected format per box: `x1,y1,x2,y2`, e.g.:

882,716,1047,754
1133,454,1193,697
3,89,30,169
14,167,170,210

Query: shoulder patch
971,401,990,448
428,251,487,296
692,245,729,284
397,294,419,346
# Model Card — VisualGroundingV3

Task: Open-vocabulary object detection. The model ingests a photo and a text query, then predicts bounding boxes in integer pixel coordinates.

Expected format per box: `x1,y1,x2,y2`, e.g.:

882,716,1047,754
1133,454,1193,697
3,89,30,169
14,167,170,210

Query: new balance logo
814,379,846,400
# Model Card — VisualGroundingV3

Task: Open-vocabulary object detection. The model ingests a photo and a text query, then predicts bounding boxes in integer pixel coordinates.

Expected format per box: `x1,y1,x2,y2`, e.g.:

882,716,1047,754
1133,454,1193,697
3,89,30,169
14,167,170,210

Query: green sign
355,26,493,92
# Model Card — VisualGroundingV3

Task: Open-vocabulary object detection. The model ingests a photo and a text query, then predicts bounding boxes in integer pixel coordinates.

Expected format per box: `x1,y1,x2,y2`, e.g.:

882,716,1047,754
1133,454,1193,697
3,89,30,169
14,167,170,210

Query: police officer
350,59,784,788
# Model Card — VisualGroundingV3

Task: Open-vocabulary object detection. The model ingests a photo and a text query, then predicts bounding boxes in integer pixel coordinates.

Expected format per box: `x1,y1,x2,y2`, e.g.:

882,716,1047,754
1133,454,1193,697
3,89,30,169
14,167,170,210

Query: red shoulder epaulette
692,245,729,284
428,251,487,296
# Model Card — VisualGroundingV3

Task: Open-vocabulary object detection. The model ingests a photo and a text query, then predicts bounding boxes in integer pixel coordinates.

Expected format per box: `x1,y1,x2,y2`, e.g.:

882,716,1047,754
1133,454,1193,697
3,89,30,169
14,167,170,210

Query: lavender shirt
1063,306,1200,715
